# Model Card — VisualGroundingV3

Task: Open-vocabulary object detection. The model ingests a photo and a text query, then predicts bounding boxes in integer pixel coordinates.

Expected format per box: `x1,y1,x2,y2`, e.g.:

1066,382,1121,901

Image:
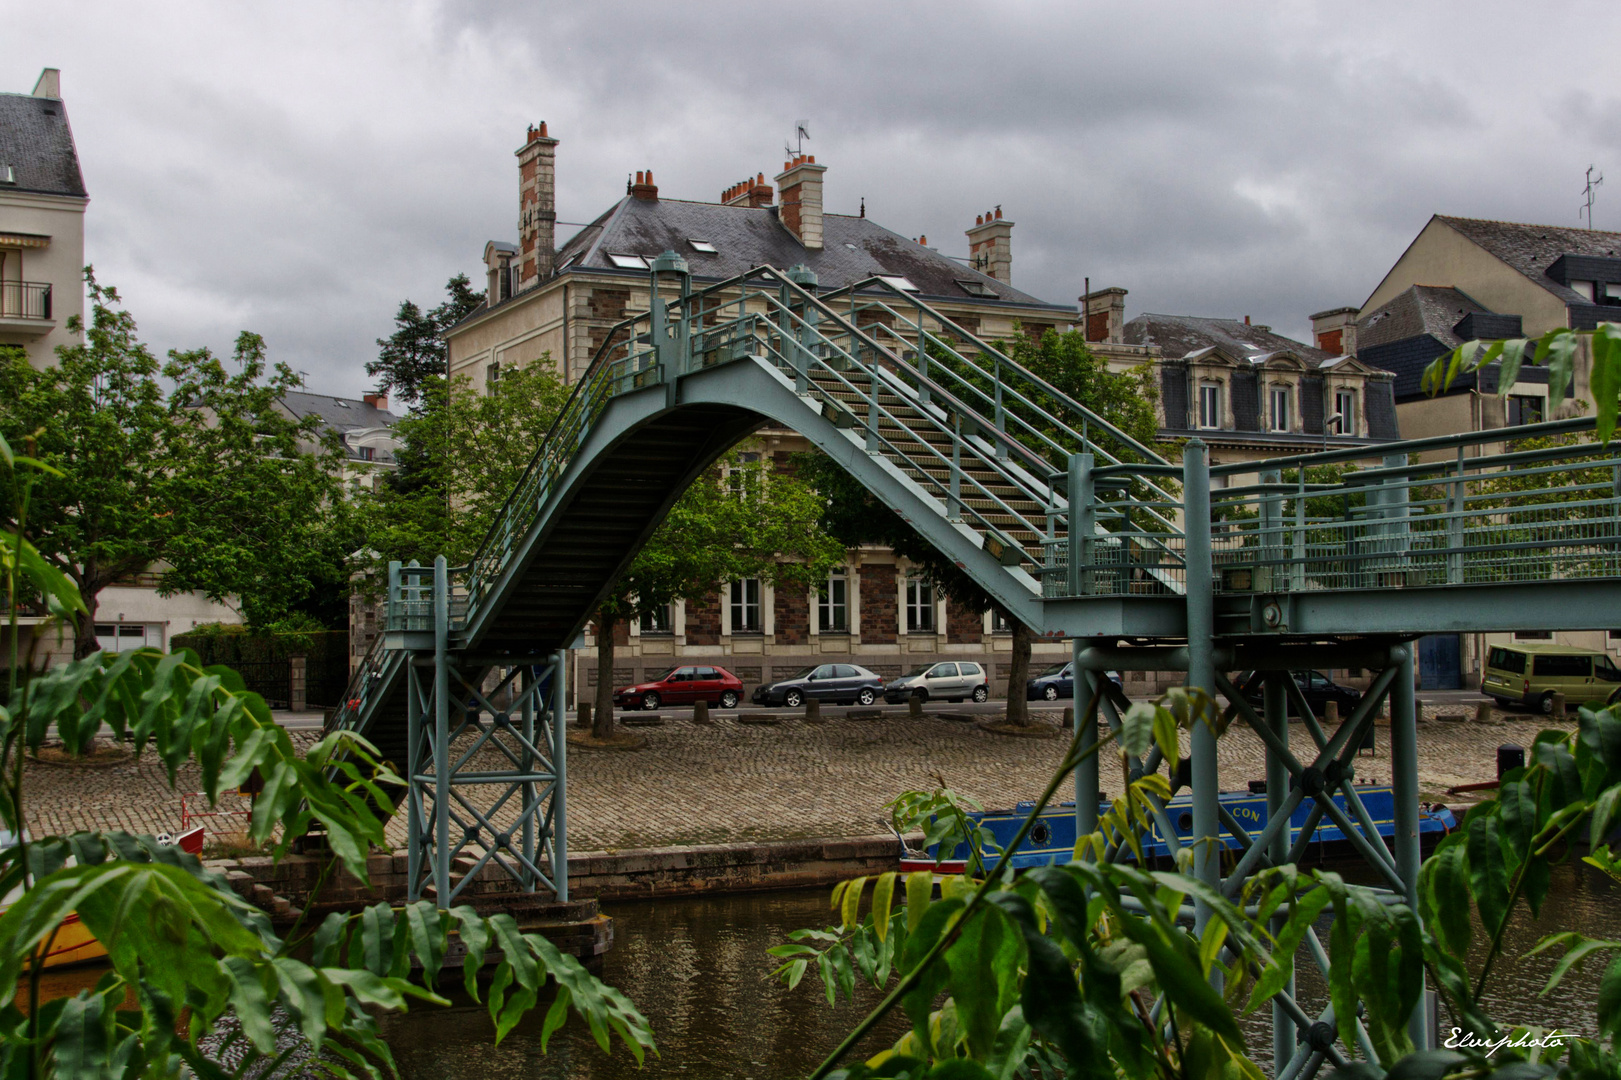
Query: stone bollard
289,655,307,713
1063,707,1073,730
693,699,711,725
908,690,924,719
578,702,593,730
1476,701,1493,725
1552,692,1567,715
805,698,821,722
1324,700,1339,727
1497,743,1525,779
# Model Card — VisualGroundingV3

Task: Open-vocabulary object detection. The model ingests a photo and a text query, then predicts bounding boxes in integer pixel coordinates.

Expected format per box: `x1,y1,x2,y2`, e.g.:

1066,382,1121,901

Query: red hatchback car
612,664,745,711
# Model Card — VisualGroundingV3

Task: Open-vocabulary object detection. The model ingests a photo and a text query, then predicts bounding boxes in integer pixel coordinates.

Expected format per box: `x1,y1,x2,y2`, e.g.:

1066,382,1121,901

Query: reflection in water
384,889,910,1080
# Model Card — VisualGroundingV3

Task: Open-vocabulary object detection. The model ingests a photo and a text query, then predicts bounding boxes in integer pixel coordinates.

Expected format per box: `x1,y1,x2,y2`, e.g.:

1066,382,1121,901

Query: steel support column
1076,638,1100,838
1183,439,1219,937
433,555,452,903
1389,643,1426,1050
552,647,570,901
1265,672,1295,1071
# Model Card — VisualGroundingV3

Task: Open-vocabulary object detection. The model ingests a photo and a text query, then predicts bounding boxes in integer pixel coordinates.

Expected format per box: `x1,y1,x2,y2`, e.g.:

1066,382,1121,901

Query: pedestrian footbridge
326,256,1621,1068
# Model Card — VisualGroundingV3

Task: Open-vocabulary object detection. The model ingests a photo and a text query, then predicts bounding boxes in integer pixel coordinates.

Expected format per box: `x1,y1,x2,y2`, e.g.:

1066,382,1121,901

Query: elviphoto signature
1445,1028,1571,1057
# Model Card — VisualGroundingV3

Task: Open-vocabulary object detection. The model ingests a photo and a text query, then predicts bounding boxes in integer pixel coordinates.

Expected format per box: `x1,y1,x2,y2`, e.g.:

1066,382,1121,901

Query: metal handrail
0,280,52,320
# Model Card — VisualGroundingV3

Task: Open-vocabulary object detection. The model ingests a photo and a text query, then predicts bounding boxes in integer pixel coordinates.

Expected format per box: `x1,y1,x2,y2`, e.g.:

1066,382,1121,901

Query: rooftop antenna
784,120,810,159
1581,165,1603,229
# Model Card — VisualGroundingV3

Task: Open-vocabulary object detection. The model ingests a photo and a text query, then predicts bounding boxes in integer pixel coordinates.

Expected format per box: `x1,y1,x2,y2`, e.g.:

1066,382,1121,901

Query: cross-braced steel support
403,557,569,905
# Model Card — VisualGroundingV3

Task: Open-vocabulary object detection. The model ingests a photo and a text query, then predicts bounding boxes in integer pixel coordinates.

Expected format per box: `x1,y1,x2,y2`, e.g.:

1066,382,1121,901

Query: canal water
384,861,1620,1078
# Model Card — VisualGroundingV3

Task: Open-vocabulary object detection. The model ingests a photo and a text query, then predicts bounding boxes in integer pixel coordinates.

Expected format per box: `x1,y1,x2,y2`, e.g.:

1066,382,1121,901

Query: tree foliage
777,688,1621,1080
365,274,485,407
0,432,652,1076
0,275,349,652
356,361,571,572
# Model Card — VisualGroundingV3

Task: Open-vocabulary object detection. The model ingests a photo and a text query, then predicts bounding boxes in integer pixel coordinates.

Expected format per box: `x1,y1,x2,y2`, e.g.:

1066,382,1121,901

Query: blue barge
904,784,1457,873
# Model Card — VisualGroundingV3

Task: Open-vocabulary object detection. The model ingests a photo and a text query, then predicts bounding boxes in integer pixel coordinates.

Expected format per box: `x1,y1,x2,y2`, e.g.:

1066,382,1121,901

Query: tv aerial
784,121,810,159
1581,165,1604,229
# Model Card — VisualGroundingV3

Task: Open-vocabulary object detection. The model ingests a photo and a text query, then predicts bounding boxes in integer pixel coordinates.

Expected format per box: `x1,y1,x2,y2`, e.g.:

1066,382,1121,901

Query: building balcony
0,281,54,336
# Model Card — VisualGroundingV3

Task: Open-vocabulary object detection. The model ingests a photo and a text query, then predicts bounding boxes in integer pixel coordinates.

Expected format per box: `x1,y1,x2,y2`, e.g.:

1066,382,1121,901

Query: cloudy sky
8,1,1619,398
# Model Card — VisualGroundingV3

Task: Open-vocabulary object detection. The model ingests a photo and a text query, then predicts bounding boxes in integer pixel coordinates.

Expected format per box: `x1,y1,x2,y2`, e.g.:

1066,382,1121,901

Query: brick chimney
515,122,558,289
965,207,1013,284
629,169,659,201
363,392,389,412
722,173,774,208
1310,307,1359,356
775,155,826,250
1082,286,1128,344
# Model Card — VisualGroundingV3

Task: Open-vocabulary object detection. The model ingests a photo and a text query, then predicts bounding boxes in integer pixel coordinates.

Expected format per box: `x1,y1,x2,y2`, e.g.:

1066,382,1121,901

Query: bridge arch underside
462,355,1054,660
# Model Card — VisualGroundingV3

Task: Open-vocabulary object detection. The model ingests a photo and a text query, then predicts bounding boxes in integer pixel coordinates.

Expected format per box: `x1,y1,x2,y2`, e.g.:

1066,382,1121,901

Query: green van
1482,644,1621,713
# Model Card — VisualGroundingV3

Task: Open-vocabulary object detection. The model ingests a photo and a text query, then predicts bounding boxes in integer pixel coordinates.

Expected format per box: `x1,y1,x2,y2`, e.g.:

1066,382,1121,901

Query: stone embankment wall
210,834,903,916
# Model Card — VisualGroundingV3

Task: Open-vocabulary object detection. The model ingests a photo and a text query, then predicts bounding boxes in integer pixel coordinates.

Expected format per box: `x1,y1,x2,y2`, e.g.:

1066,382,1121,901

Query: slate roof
0,91,86,198
1122,313,1335,366
279,391,399,433
547,195,1071,313
1357,285,1487,352
1436,215,1621,307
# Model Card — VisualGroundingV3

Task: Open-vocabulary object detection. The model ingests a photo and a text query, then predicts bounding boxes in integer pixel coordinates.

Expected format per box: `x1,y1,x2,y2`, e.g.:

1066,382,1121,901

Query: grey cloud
4,0,1617,393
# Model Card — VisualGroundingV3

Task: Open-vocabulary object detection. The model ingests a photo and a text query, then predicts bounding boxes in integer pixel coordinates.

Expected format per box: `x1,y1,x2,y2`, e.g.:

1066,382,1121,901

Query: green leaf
221,955,277,1053
906,870,933,933
872,872,897,943
1599,953,1621,1041
51,991,114,1080
1592,325,1621,445
1120,701,1157,759
1541,328,1579,409
842,876,868,930
1497,337,1530,398
946,901,1010,1058
899,897,963,1052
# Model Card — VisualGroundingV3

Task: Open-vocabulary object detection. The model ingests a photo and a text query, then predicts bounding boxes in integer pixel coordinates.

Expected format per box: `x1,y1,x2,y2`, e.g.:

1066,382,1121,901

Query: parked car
613,665,744,711
1232,670,1361,717
752,663,885,707
1025,664,1121,701
1482,644,1621,713
883,661,990,704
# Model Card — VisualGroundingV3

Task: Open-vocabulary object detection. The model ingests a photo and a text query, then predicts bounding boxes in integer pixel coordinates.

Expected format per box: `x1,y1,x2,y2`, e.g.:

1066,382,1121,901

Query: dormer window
1334,388,1358,436
1198,383,1222,429
1269,385,1292,432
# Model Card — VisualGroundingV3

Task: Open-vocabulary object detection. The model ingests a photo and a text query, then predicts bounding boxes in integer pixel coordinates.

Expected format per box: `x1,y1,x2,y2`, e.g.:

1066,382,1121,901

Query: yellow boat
27,911,108,969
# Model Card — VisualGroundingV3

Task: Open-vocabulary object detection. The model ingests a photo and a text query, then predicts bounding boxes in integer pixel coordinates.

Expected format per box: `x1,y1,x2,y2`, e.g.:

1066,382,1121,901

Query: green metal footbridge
327,255,1621,1075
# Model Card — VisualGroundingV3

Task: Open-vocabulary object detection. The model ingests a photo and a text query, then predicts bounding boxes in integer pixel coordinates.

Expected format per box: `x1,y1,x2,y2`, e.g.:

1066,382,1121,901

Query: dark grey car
751,663,885,707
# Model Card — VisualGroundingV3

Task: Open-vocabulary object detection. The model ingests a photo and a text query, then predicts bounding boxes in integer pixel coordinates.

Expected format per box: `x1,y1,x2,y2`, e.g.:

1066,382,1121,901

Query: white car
884,661,990,704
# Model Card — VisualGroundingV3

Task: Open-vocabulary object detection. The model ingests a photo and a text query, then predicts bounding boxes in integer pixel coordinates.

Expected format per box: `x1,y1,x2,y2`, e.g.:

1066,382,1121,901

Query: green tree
366,273,485,407
355,361,571,573
589,448,846,741
0,435,652,1076
798,328,1161,724
0,276,347,657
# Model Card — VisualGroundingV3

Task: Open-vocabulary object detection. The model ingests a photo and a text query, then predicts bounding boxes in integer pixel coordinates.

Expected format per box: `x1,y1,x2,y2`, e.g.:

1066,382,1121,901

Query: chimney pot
994,206,1002,220
1244,315,1251,325
976,214,983,226
919,234,927,246
757,172,764,184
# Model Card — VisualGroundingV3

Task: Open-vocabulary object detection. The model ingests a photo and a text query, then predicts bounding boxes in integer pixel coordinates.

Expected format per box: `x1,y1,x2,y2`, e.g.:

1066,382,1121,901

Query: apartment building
441,125,1085,699
0,69,86,369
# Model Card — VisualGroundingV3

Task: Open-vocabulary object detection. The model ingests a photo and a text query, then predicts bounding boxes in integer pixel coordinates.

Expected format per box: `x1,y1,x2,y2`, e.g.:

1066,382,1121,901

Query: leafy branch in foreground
0,433,653,1076
1422,321,1621,440
776,687,1621,1080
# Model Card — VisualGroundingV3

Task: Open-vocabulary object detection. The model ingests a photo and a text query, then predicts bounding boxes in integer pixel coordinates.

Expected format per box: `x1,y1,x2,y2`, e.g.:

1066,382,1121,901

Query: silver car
883,661,990,704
